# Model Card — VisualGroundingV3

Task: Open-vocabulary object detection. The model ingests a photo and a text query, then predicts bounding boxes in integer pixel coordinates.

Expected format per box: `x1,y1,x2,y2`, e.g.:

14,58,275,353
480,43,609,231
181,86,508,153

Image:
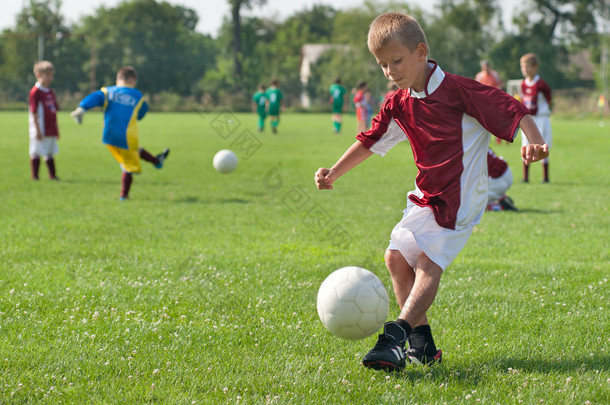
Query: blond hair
367,12,429,55
33,60,54,76
520,53,539,67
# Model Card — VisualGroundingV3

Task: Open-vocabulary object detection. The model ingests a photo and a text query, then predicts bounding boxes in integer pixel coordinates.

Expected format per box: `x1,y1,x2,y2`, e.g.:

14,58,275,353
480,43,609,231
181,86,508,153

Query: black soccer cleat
362,322,408,371
155,148,170,169
499,195,518,211
407,347,443,366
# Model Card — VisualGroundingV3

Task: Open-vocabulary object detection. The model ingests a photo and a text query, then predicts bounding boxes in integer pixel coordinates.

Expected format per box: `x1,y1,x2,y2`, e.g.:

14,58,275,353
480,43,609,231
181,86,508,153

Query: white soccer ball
317,266,389,340
213,149,238,174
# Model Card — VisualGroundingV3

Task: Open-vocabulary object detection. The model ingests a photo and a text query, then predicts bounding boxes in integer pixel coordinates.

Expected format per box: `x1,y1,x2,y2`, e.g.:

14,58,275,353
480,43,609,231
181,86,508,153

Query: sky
0,0,522,37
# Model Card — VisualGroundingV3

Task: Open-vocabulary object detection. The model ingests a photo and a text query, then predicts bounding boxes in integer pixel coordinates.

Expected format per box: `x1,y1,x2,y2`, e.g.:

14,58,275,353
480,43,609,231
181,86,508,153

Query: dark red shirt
29,84,59,137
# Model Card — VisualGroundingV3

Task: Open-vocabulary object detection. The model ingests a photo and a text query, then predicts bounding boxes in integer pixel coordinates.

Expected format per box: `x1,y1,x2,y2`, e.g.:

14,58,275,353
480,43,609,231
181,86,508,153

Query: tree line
0,0,607,111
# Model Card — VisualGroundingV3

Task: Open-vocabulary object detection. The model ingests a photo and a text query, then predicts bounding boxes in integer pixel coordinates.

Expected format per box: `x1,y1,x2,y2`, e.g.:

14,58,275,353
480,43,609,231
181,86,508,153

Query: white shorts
387,201,474,271
488,167,513,204
29,136,58,158
521,115,552,148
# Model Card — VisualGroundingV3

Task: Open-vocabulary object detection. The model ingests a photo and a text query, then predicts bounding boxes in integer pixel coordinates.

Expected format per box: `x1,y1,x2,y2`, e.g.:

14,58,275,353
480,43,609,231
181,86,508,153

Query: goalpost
506,80,522,99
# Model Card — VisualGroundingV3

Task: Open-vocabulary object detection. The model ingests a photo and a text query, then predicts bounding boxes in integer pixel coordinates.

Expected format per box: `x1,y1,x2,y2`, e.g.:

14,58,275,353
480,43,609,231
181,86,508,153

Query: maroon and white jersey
29,83,59,138
356,61,529,230
520,75,551,116
487,148,508,179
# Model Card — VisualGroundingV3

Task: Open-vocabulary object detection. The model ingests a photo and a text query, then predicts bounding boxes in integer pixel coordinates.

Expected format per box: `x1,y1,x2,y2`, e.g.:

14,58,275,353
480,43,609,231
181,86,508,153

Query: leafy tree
0,0,88,98
227,0,267,94
425,0,501,77
487,0,608,89
77,0,216,95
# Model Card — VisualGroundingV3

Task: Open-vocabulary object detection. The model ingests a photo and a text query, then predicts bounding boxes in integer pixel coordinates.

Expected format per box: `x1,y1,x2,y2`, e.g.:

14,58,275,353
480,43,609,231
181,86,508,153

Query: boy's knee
416,253,443,278
385,249,406,268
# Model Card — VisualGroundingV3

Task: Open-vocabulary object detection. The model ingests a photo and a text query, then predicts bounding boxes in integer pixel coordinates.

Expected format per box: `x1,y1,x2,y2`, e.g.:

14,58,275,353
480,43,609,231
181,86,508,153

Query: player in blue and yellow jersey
252,84,267,132
266,78,283,134
71,66,169,200
329,78,346,133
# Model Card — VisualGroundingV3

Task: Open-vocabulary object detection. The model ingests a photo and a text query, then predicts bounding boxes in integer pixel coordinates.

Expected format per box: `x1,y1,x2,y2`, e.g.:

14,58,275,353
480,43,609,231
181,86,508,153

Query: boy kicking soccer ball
314,12,548,371
71,66,169,200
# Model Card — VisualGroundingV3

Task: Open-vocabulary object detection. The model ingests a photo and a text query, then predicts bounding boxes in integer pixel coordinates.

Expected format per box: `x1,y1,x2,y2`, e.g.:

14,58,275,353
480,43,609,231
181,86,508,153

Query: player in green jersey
329,78,347,133
252,84,267,132
266,78,283,134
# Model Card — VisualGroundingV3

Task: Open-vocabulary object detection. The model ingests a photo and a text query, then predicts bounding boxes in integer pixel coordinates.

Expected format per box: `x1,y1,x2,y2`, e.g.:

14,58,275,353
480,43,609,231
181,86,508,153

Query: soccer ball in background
213,149,238,174
317,266,389,340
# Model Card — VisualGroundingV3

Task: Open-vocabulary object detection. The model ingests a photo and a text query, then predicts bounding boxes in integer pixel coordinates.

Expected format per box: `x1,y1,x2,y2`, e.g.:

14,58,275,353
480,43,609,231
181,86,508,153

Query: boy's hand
36,131,43,141
315,168,336,190
71,107,85,124
521,143,549,165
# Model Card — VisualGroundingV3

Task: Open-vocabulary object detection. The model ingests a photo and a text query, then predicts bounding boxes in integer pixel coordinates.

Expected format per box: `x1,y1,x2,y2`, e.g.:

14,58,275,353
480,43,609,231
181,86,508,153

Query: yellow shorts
107,145,141,174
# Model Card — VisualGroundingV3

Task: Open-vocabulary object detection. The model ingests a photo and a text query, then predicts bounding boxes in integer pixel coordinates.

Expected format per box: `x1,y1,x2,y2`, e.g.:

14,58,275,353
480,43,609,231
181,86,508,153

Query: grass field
0,110,608,404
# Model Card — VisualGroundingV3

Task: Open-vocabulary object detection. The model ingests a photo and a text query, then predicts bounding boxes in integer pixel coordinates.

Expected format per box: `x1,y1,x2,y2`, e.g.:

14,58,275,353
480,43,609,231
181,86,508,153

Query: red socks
121,172,133,199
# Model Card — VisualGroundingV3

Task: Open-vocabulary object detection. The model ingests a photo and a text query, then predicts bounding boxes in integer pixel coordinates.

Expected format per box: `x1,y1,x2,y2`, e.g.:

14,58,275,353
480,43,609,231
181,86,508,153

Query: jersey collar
410,60,445,99
524,74,540,86
35,82,51,92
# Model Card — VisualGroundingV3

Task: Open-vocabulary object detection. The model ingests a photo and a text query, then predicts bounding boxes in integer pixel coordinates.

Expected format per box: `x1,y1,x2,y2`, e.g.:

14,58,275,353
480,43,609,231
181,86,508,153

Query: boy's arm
32,109,43,140
315,141,373,190
519,114,549,165
29,93,43,140
71,90,106,124
137,101,148,120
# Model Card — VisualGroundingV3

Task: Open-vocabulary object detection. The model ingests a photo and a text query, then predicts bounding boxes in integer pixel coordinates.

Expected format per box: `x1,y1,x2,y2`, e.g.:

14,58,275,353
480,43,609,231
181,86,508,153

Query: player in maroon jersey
315,12,548,371
520,53,552,183
28,61,60,180
486,148,517,211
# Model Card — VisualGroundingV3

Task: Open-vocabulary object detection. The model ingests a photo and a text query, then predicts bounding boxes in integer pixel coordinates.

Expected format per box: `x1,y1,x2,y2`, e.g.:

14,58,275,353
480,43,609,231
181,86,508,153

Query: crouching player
487,148,518,211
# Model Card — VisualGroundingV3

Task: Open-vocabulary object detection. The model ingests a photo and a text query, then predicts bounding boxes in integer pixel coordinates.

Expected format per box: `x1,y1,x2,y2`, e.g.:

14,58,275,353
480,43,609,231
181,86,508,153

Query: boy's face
520,60,538,79
372,39,427,91
37,70,54,87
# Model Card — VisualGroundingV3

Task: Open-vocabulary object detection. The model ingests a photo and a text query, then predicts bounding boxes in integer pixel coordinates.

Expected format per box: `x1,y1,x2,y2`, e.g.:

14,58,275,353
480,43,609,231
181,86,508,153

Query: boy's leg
139,148,158,165
270,115,279,133
386,250,440,364
363,251,441,371
385,249,429,326
542,160,549,183
398,253,442,328
139,147,170,169
45,156,58,180
30,156,40,180
120,172,133,200
258,114,265,132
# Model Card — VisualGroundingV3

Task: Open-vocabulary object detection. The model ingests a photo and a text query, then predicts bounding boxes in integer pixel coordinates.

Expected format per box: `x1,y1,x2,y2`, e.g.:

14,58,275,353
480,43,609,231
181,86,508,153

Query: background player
487,148,517,211
71,66,169,200
252,84,267,132
266,78,283,134
28,61,60,180
520,53,552,183
329,77,347,133
475,60,504,144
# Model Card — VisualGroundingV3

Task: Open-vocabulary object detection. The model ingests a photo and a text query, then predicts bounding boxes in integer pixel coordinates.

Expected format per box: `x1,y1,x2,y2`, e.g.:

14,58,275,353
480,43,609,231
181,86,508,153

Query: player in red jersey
520,53,552,183
315,12,548,371
486,148,517,211
28,61,60,180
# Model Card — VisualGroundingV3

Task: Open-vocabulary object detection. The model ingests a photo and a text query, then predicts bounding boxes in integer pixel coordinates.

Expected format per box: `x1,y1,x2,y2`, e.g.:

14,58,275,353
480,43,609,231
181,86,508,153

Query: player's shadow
513,208,562,214
493,356,608,374
57,179,117,185
392,355,607,382
174,196,250,204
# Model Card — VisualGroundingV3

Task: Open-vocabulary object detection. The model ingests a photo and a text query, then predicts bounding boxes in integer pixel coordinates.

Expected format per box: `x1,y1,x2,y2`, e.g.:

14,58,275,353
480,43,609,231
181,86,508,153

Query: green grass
0,110,608,404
